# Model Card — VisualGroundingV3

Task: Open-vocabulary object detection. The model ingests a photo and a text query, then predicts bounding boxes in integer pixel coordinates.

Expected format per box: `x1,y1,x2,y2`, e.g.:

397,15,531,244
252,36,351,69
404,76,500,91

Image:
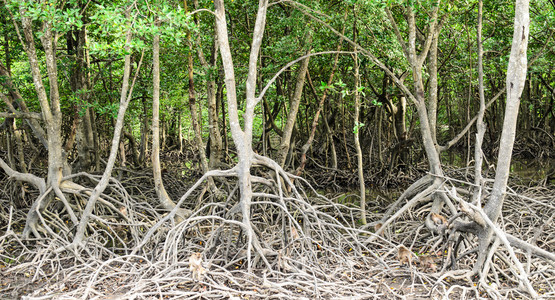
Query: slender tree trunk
0,62,48,150
296,34,344,176
139,96,149,165
483,0,530,234
0,85,27,173
151,27,177,211
119,138,127,169
184,0,211,177
178,111,183,153
73,12,143,245
90,109,100,170
323,107,337,169
353,43,366,225
218,77,229,159
123,129,139,165
161,117,167,150
340,91,352,169
276,35,312,168
386,3,442,175
68,26,94,172
377,106,383,166
428,27,440,146
193,0,223,168
472,2,530,291
12,119,26,173
5,128,14,168
472,0,487,205
466,23,473,165
484,0,529,224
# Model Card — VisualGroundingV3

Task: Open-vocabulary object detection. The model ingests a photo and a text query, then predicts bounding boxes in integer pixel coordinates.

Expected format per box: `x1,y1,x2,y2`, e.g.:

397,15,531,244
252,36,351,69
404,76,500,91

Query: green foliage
8,0,83,34
93,101,119,119
87,1,195,57
353,120,364,135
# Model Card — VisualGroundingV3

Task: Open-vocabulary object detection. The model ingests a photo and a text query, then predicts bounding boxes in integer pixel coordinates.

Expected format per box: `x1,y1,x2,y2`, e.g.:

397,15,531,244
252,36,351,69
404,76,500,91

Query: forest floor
0,156,554,299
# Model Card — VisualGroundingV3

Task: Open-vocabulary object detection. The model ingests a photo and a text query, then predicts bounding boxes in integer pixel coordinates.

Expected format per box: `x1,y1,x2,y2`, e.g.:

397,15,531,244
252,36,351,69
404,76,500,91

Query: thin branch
0,111,43,120
256,50,354,104
438,89,505,152
283,0,419,106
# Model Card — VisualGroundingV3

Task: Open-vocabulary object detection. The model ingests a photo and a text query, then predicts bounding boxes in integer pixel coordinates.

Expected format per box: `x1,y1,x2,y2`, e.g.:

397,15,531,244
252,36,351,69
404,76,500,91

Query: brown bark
68,26,95,172
276,34,312,168
123,130,139,165
340,86,351,170
193,0,223,168
263,96,284,138
295,35,343,175
0,93,28,174
323,106,337,169
184,0,210,175
353,45,366,225
139,95,149,165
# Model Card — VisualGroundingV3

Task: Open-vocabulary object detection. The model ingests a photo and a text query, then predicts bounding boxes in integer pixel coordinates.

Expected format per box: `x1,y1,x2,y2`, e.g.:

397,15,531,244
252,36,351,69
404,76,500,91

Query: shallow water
441,152,555,183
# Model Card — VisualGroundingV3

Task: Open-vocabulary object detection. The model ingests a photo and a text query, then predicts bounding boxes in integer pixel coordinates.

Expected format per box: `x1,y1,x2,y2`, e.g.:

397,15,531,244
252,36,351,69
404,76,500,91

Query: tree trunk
474,0,530,272
377,106,383,166
295,35,343,176
428,26,440,146
178,110,183,153
193,0,223,168
276,35,311,168
139,95,149,165
472,0,487,205
353,44,366,225
68,26,95,172
214,0,270,271
90,109,101,170
151,26,177,212
484,0,529,224
73,13,143,245
323,107,338,169
217,76,228,160
19,15,75,238
386,3,442,175
0,62,48,150
339,89,352,170
184,0,211,177
0,84,28,174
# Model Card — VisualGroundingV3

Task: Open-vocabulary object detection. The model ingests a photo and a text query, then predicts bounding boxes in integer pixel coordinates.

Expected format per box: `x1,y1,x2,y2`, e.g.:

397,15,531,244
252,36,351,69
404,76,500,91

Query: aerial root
1,167,555,298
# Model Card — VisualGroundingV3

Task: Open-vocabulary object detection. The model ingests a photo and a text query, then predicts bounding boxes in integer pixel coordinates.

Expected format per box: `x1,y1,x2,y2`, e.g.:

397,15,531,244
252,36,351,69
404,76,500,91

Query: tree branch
0,157,46,194
0,111,43,120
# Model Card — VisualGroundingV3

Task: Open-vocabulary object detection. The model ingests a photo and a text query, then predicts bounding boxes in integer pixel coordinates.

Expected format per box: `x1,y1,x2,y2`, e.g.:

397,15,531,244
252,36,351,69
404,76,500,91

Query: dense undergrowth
0,141,554,299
